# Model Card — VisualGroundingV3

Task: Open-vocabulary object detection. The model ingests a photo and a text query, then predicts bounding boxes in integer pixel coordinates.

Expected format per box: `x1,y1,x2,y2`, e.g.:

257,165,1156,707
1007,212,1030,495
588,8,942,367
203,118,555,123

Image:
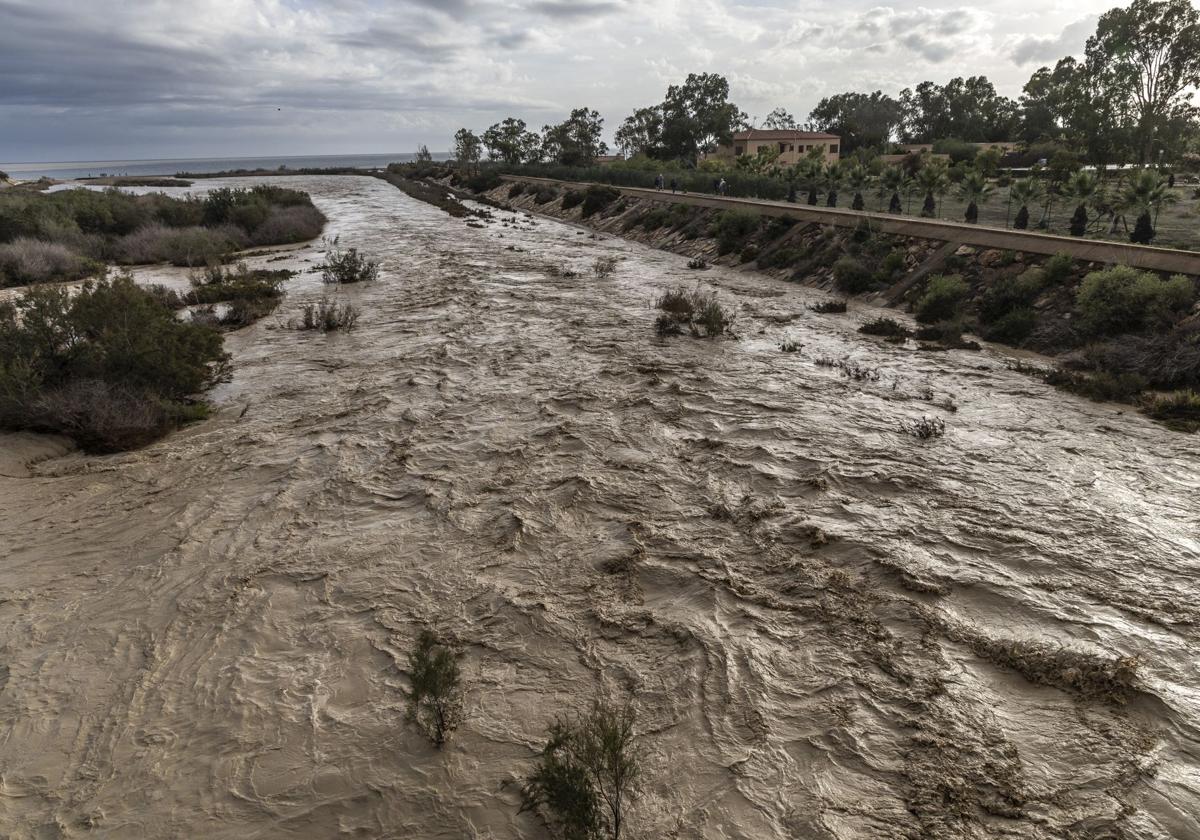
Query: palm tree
824,161,845,207
1063,171,1099,237
955,169,993,224
844,164,870,211
915,163,950,218
1008,178,1043,230
876,166,904,213
795,158,824,206
1117,169,1175,244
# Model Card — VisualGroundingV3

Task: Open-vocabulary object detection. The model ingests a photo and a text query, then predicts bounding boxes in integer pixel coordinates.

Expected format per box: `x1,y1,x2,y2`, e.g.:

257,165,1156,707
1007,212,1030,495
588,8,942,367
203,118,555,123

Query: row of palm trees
771,158,1177,244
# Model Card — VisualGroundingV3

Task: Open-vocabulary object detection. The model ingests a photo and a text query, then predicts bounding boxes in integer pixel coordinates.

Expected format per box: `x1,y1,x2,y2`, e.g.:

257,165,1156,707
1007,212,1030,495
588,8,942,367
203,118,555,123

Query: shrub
406,630,464,747
535,187,560,204
686,258,708,270
1076,267,1194,337
713,210,759,255
654,285,734,338
520,700,641,840
249,204,326,246
915,274,969,324
833,256,875,294
874,249,908,284
319,236,379,284
465,172,503,193
561,190,586,211
119,224,249,267
300,298,360,332
0,239,95,286
1043,368,1149,402
739,245,759,263
1142,389,1200,432
184,263,289,306
581,186,621,219
0,273,227,451
979,268,1044,324
984,307,1037,344
1043,252,1073,284
859,316,911,338
639,208,672,231
810,299,847,314
592,256,618,278
509,182,526,199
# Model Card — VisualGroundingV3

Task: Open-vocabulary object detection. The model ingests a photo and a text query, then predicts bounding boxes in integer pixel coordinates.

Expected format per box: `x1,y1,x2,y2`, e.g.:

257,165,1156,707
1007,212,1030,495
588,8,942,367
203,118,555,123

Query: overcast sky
0,0,1119,162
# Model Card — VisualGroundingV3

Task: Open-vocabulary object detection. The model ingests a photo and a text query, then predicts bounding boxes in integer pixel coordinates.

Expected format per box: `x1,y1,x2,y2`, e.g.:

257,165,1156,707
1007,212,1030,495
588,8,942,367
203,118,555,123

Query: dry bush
24,380,195,454
0,238,94,286
900,415,946,438
406,630,464,747
810,299,848,314
299,297,359,332
250,204,326,245
320,236,379,284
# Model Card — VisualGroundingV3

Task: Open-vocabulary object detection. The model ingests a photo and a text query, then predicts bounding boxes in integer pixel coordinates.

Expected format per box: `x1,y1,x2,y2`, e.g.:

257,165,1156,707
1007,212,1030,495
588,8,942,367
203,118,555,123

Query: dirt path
0,175,1197,839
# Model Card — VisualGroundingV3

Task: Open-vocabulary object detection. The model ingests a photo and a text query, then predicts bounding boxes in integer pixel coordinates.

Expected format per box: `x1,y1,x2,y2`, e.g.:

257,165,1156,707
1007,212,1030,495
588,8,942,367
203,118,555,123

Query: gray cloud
1010,16,1097,65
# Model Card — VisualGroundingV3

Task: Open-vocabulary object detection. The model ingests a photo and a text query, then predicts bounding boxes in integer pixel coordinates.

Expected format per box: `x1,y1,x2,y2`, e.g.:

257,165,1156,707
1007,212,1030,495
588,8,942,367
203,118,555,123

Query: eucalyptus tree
453,128,482,174
762,107,798,129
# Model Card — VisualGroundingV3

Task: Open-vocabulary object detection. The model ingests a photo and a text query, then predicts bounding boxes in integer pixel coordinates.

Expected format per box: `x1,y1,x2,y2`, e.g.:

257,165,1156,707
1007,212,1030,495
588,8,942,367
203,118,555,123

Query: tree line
448,0,1199,171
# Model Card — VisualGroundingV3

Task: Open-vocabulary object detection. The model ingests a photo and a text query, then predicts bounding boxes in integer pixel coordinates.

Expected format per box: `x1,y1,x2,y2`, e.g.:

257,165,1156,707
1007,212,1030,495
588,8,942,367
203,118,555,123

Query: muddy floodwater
1,175,1198,839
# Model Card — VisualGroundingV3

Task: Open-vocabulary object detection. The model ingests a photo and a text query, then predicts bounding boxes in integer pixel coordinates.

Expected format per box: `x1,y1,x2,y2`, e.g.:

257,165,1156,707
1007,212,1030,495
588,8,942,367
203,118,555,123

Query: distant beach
0,152,451,181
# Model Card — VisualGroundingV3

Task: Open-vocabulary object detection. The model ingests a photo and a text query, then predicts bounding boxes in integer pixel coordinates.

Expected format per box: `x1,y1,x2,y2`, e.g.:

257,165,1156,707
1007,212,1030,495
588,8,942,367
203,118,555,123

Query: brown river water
1,175,1198,839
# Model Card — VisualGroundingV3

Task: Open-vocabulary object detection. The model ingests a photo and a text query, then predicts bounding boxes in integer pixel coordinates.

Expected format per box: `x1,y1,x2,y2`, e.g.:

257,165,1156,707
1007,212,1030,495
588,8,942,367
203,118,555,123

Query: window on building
830,144,839,154
734,145,744,156
789,144,795,152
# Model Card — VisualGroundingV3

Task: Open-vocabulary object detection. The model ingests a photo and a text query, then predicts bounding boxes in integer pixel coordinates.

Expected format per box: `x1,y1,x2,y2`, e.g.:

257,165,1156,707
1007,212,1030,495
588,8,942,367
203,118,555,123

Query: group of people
652,173,728,196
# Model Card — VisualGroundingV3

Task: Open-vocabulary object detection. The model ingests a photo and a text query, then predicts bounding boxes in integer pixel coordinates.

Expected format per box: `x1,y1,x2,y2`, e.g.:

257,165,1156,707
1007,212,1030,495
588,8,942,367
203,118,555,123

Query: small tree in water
319,236,379,284
520,700,642,840
406,630,464,747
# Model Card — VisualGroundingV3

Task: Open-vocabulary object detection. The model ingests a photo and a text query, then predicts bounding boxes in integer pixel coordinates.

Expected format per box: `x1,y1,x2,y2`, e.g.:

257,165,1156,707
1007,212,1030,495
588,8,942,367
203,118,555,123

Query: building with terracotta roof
712,129,841,166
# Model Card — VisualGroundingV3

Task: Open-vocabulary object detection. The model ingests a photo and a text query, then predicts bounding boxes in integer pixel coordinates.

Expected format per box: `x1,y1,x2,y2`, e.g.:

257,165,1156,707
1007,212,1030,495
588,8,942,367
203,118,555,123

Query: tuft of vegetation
561,190,586,211
1042,252,1074,284
1075,266,1194,338
810,299,848,314
1141,389,1200,432
535,186,560,205
0,273,227,452
859,316,911,338
686,257,708,270
509,182,526,199
780,339,803,353
915,274,969,324
900,416,946,438
520,700,641,840
299,298,360,332
319,236,379,284
465,172,504,193
592,256,618,279
406,629,464,748
654,285,734,338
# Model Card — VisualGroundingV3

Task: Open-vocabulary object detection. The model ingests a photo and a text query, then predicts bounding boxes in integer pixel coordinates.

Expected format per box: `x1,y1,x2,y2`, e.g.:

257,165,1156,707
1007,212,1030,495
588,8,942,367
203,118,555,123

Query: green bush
833,256,875,294
915,274,969,324
859,316,911,338
581,186,621,219
561,190,586,211
983,307,1037,344
638,208,671,231
1043,252,1073,284
979,268,1044,323
874,249,907,284
535,187,560,204
509,182,526,199
655,286,734,338
1076,266,1195,337
713,209,759,255
465,172,503,193
299,298,359,332
0,273,227,451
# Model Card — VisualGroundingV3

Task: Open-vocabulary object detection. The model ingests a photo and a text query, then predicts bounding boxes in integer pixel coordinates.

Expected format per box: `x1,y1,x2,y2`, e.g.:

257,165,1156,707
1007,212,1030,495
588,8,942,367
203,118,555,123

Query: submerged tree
406,629,464,747
521,700,642,840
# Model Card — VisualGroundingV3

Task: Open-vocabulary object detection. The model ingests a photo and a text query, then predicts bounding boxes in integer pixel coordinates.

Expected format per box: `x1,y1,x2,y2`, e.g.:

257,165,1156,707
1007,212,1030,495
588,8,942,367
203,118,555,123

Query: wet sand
0,175,1198,839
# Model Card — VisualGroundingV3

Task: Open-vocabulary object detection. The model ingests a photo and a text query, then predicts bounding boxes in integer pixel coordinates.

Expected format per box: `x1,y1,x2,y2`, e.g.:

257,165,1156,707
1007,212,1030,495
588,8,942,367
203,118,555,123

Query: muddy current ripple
1,175,1198,839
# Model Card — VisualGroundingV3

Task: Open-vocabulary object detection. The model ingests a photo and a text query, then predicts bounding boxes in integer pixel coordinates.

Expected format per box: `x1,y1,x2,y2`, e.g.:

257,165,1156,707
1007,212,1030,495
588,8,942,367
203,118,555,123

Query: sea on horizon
0,152,452,181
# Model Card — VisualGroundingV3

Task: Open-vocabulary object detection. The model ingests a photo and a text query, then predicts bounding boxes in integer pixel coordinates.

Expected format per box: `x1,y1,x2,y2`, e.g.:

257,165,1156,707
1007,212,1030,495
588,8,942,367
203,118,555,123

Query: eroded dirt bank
1,175,1198,839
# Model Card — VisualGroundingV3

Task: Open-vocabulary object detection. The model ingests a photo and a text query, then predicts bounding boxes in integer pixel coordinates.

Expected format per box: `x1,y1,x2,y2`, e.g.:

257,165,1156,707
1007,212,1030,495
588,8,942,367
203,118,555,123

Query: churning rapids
1,175,1198,839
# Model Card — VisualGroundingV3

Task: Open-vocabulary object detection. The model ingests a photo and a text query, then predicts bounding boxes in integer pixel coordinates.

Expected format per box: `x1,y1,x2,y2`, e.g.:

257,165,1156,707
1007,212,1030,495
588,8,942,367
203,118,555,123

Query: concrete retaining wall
503,175,1200,276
